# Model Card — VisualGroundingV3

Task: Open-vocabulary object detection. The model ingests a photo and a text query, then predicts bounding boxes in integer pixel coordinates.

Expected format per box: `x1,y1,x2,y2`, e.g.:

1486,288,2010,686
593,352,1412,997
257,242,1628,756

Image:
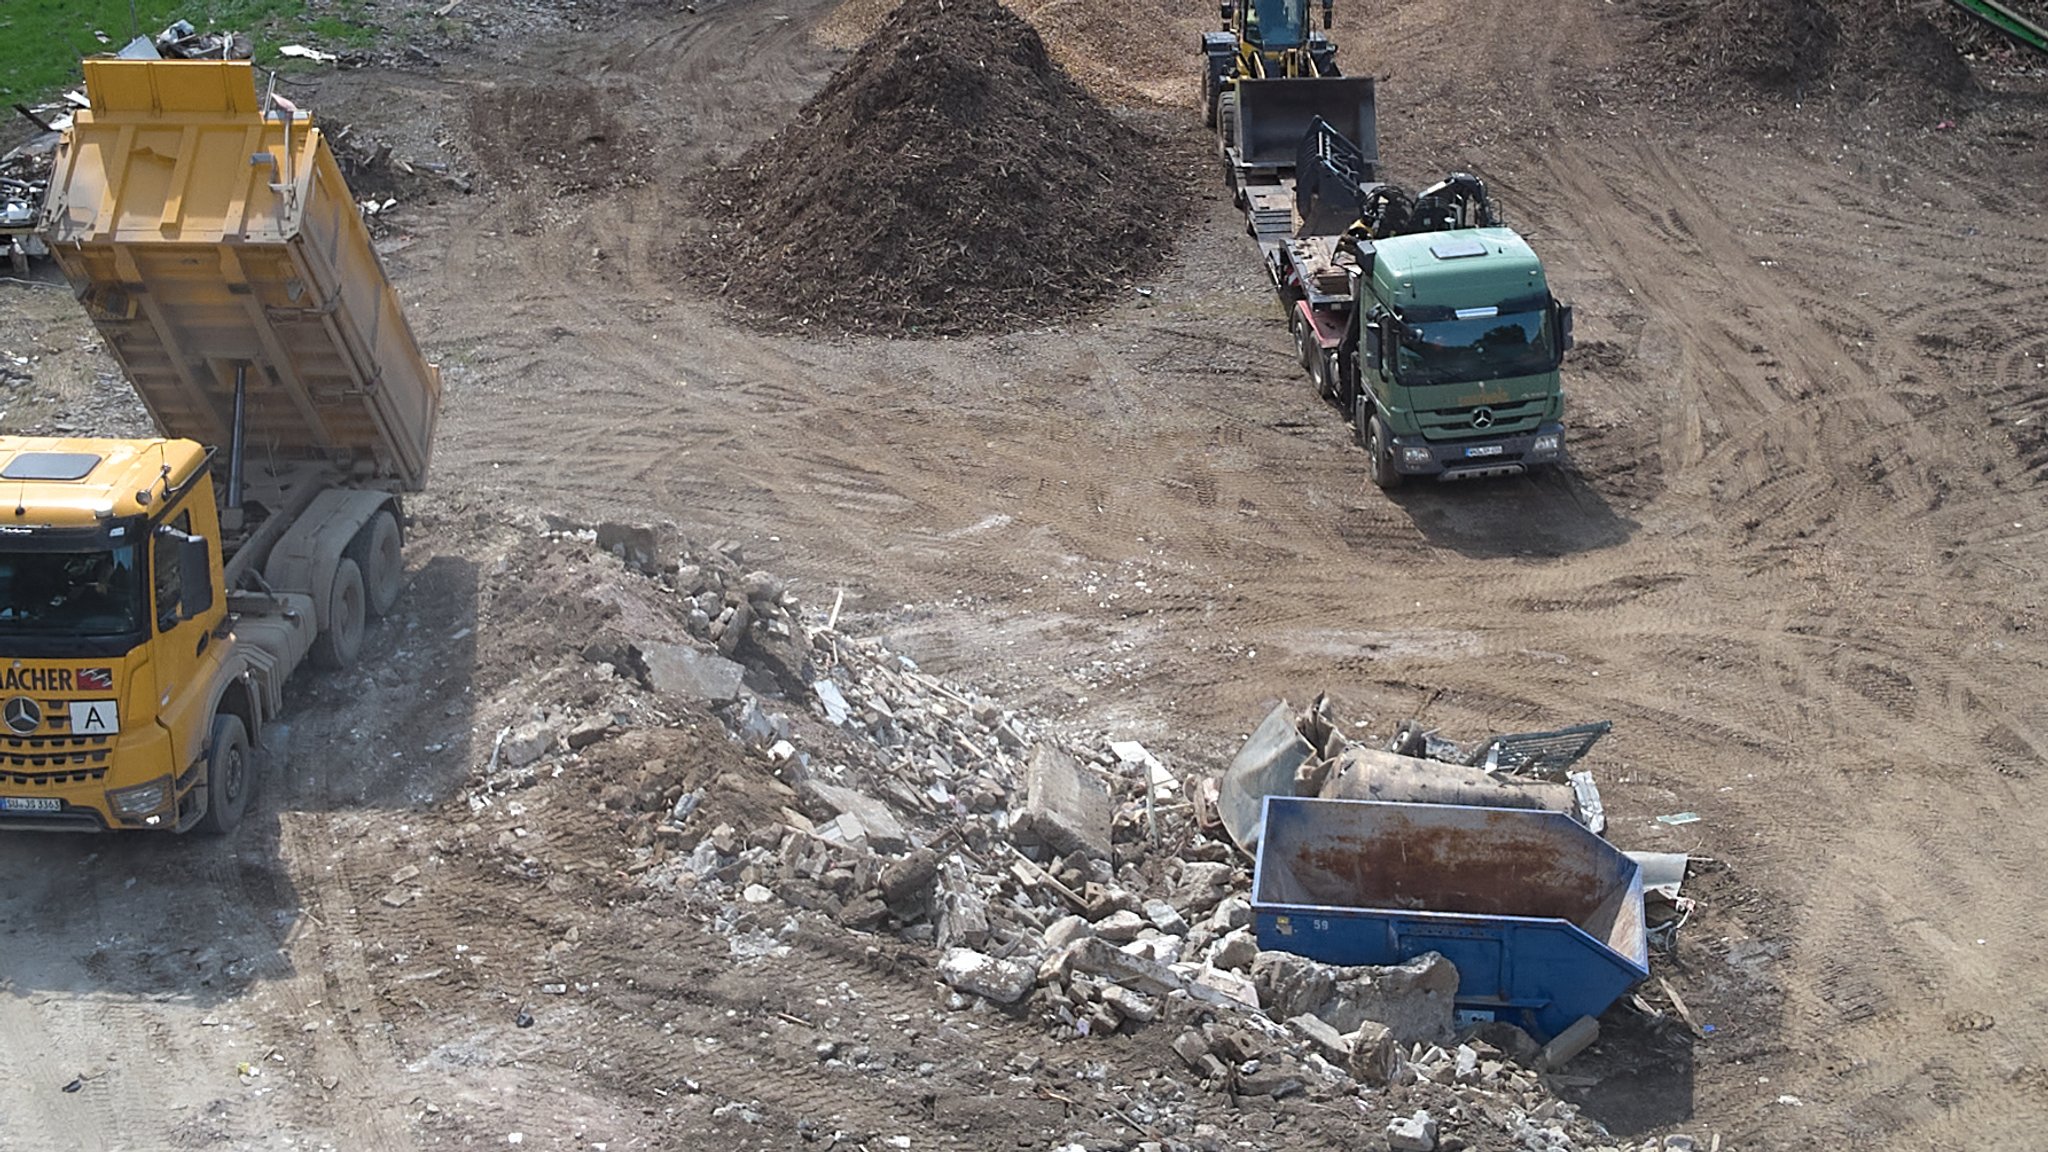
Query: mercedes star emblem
1471,407,1496,429
3,696,42,736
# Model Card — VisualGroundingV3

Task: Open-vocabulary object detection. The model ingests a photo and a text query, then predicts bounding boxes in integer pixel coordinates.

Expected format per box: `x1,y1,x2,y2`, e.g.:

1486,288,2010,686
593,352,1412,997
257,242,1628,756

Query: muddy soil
2,0,2047,1148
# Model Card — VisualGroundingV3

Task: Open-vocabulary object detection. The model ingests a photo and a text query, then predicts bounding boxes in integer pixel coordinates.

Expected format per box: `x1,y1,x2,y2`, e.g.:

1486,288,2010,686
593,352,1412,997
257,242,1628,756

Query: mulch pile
1631,0,1978,99
700,0,1192,335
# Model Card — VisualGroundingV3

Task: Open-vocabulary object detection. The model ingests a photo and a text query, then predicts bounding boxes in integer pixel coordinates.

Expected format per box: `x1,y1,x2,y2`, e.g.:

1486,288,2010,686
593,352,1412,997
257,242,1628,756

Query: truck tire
1218,92,1239,157
311,558,367,670
1361,405,1404,490
1291,310,1316,371
196,714,250,835
351,510,404,618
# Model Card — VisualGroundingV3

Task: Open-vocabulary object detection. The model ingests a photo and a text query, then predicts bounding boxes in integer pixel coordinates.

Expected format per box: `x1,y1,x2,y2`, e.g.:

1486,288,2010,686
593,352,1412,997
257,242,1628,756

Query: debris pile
144,19,253,60
323,120,473,226
703,0,1192,334
2,103,67,273
451,518,1707,1148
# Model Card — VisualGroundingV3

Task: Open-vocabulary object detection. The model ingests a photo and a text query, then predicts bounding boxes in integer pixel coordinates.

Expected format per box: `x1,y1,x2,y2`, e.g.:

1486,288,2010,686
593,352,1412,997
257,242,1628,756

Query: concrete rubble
460,521,1653,1152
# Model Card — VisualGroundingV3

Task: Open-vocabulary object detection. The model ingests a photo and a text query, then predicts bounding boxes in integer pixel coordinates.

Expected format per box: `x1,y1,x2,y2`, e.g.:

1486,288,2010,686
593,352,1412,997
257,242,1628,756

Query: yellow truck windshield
0,547,145,638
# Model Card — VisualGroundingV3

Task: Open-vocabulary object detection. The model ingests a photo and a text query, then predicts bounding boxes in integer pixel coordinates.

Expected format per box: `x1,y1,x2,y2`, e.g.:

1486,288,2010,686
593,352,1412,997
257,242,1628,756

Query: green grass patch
0,1,379,106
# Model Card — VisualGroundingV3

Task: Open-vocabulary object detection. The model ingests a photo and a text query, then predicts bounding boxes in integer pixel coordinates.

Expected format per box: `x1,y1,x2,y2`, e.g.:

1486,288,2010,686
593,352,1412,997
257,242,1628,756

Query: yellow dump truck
2,59,440,833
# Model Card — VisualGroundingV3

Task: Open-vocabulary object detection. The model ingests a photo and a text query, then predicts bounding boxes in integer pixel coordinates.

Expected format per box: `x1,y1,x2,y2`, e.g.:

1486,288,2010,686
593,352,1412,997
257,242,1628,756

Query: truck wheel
1366,412,1404,490
351,511,404,618
1218,92,1238,157
1315,350,1342,402
196,714,250,835
1291,311,1316,371
311,558,367,670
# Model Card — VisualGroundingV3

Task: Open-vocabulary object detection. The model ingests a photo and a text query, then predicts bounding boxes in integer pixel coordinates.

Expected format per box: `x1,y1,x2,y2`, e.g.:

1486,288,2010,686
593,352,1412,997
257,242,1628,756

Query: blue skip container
1251,796,1648,1042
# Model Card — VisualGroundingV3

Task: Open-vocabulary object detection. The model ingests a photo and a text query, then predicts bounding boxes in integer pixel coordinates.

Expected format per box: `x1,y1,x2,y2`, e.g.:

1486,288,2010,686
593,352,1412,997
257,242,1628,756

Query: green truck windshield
1396,309,1555,387
0,547,145,638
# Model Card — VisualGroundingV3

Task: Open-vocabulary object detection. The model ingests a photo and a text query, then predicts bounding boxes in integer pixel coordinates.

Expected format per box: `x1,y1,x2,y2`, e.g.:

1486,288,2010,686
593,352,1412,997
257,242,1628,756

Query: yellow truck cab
4,58,439,833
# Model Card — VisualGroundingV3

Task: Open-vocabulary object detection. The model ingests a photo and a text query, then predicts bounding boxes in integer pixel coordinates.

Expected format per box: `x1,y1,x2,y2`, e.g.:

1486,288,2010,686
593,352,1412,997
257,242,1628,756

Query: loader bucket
1235,77,1378,172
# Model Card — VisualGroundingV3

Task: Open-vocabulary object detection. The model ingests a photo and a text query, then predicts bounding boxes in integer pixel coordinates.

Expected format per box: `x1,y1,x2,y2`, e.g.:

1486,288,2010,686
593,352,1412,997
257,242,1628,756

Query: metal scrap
1217,692,1615,850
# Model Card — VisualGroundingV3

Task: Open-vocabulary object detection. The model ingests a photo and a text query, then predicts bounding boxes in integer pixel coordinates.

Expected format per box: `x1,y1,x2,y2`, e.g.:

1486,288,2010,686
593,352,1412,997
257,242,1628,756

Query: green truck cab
1350,228,1571,486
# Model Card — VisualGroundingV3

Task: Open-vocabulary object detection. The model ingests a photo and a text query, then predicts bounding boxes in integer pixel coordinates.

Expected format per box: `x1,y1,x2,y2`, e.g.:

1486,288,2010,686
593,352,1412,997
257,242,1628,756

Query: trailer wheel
311,558,367,670
1291,310,1317,371
351,511,404,618
1364,410,1404,491
195,714,250,835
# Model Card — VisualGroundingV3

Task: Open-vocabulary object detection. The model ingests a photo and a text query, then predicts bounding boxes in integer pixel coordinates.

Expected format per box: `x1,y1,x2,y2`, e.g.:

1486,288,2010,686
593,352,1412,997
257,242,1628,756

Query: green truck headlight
108,777,172,817
1532,433,1561,456
1401,446,1433,466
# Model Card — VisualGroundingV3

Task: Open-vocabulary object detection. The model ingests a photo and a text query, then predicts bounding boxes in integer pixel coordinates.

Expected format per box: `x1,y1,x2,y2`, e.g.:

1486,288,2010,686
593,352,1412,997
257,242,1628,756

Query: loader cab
1225,0,1330,59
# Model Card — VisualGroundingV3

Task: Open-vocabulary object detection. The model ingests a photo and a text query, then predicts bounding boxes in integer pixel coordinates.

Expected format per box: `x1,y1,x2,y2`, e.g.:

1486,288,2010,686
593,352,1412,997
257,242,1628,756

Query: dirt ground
3,0,2047,1147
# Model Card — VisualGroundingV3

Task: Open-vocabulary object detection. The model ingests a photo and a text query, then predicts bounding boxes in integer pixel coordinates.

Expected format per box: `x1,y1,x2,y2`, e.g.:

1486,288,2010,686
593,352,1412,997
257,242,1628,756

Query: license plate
0,796,60,812
1464,445,1504,458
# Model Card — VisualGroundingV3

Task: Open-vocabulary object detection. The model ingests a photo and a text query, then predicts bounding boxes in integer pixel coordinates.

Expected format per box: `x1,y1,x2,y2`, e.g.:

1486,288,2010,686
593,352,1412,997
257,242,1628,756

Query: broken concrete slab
1386,1109,1438,1152
1100,985,1159,1023
813,679,852,726
1320,952,1460,1044
939,947,1034,1004
1208,928,1258,972
1092,909,1145,943
800,781,909,854
497,720,558,769
812,812,869,851
1174,861,1234,916
1346,1020,1400,1086
1251,950,1459,1045
1184,964,1260,1010
1141,898,1189,936
1206,892,1251,931
1286,1013,1351,1063
1011,745,1113,862
1251,950,1336,1021
641,641,746,704
1043,914,1094,950
596,521,671,575
1236,1056,1307,1098
1060,937,1182,997
877,847,938,915
935,857,990,950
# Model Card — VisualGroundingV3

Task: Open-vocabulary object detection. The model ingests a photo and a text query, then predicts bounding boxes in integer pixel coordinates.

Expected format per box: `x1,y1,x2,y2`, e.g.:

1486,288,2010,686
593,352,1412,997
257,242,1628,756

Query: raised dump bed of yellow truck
38,58,439,491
